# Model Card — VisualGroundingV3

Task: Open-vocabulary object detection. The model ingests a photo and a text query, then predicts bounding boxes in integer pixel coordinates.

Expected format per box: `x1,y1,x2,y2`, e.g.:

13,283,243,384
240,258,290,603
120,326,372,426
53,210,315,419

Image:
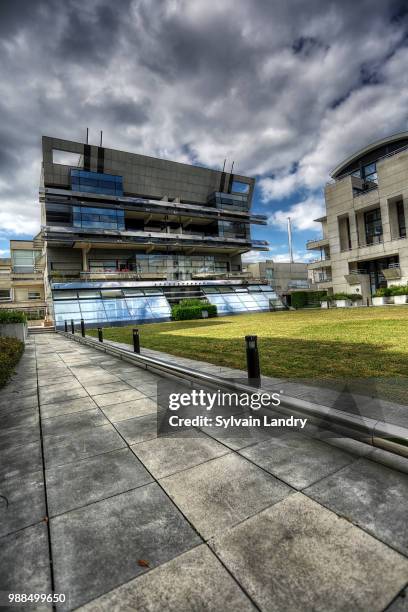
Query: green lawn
89,307,408,402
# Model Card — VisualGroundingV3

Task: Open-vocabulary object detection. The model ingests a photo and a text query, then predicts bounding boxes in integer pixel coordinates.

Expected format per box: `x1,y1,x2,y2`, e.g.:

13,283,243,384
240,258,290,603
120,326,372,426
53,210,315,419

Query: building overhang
330,131,408,178
43,226,268,254
43,188,267,225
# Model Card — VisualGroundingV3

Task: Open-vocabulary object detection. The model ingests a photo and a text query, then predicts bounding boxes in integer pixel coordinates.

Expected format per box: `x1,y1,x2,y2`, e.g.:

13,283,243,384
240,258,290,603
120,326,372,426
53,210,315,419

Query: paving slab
100,397,157,422
0,441,43,480
39,380,88,405
42,408,109,437
240,433,355,489
386,587,408,611
80,543,255,612
305,458,408,555
126,381,158,396
92,388,146,407
69,367,120,384
0,421,40,451
38,374,75,387
0,394,39,412
1,408,39,430
50,483,201,610
211,493,408,612
43,424,125,468
82,380,131,396
40,397,97,419
0,470,46,537
200,421,276,451
46,448,153,516
131,431,229,479
161,453,292,539
0,523,52,609
116,412,162,445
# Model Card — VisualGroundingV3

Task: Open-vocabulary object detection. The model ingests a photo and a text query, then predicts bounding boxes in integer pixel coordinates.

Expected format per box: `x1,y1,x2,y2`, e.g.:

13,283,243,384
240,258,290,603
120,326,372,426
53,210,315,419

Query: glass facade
73,206,125,230
53,287,171,325
207,192,249,212
202,285,275,315
71,170,123,196
85,254,232,279
52,284,276,326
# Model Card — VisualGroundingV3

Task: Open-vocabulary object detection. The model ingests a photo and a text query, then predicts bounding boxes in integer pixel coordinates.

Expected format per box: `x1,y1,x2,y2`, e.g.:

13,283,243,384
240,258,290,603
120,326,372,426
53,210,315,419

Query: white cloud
0,0,408,238
241,249,275,264
267,196,325,232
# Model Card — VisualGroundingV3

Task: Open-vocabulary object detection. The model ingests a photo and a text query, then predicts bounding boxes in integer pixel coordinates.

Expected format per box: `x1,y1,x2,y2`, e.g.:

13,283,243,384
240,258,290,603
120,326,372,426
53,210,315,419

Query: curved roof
330,132,408,179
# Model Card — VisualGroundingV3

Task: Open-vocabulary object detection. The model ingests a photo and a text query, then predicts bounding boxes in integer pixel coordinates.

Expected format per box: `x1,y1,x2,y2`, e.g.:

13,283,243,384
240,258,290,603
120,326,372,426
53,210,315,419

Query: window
0,289,11,301
28,291,41,300
362,162,377,184
71,170,123,196
396,201,406,238
73,206,125,230
53,150,81,166
12,250,40,273
231,180,250,194
364,208,383,245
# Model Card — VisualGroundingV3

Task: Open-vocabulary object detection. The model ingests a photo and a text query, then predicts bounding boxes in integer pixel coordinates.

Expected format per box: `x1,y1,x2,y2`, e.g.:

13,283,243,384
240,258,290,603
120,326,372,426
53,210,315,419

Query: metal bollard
64,320,68,333
98,327,103,343
133,328,140,354
80,319,85,337
245,335,261,387
366,297,370,307
71,319,75,334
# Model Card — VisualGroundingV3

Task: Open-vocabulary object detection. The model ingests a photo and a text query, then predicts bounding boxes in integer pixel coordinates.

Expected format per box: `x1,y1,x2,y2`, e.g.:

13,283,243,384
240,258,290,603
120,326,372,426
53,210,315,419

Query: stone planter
321,301,329,309
372,296,394,306
394,295,407,305
351,300,363,307
335,299,352,308
0,322,27,343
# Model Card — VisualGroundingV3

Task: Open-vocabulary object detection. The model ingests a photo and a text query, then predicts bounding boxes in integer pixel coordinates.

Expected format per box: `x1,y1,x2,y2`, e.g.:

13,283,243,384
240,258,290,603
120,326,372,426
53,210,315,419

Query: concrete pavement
1,333,408,611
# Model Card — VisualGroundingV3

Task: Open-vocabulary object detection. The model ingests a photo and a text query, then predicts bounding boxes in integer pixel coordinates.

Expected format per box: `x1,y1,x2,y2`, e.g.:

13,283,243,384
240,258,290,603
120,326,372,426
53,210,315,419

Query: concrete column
82,247,89,272
380,199,391,243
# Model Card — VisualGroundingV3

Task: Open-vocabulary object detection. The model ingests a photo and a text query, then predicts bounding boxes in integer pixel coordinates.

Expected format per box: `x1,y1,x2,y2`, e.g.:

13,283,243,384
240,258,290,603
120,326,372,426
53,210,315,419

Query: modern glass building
39,136,273,327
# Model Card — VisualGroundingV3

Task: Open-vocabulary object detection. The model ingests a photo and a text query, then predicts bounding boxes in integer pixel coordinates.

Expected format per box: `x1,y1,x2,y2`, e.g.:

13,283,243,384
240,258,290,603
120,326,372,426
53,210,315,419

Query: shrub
0,310,27,323
171,299,217,321
349,293,363,301
292,291,327,309
374,287,392,297
389,285,408,296
0,337,24,388
332,292,351,301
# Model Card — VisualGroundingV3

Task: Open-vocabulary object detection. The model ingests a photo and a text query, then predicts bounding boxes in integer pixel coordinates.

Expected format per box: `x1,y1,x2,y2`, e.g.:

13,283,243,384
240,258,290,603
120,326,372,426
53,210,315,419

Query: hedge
0,337,24,388
291,291,327,309
171,299,217,321
0,310,27,323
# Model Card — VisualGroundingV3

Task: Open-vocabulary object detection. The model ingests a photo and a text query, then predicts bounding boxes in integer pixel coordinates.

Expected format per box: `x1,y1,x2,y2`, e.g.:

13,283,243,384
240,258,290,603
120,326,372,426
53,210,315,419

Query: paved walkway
1,333,408,611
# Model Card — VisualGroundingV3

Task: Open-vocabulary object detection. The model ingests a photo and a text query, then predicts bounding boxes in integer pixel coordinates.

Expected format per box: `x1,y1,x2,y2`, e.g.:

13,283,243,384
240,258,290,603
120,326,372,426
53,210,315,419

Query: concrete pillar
82,247,89,272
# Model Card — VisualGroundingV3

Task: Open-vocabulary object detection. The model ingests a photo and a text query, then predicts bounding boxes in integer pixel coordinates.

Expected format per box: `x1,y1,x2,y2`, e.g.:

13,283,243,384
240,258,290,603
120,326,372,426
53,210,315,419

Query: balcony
308,259,331,270
49,269,167,282
306,237,330,250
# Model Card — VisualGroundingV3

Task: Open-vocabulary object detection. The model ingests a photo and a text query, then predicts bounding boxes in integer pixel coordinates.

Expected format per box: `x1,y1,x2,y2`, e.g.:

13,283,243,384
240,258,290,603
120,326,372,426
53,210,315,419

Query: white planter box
394,295,407,305
321,301,329,309
335,299,352,308
0,322,27,343
351,300,363,307
372,296,394,306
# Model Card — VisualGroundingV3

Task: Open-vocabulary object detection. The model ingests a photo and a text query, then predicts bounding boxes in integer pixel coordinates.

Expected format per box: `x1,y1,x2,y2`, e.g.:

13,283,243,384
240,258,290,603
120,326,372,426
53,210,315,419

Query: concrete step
28,326,56,334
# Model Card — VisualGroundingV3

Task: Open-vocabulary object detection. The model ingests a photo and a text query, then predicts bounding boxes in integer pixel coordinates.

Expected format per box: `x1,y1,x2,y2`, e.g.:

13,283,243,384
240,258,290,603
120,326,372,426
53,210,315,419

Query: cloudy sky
1,0,408,261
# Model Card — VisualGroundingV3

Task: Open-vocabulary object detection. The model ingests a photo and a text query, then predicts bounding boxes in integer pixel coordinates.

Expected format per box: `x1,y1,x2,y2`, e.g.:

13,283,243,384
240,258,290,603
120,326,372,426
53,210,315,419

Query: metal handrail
58,330,408,458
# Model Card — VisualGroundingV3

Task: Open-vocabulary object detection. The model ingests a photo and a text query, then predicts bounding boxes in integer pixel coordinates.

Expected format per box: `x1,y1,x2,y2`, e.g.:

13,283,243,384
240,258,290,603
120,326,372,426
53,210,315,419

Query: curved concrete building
307,132,408,300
